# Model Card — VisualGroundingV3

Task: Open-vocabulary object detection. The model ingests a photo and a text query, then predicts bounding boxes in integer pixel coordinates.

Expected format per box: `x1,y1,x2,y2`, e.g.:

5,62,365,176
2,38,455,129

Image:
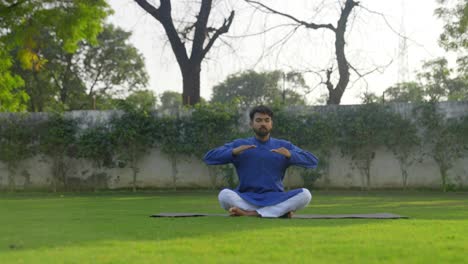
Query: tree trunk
60,53,74,106
134,0,234,106
171,155,178,191
7,165,15,192
132,167,137,192
181,64,201,105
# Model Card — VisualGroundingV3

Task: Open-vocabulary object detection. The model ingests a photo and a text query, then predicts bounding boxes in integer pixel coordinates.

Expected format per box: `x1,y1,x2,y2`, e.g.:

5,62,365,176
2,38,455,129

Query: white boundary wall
1,102,467,190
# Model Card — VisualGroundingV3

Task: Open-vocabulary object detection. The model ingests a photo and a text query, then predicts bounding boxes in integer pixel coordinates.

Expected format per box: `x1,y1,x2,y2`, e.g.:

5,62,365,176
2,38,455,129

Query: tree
0,48,28,112
0,115,36,191
435,0,467,51
417,58,468,102
382,82,425,103
77,125,115,191
159,91,182,111
245,0,359,105
134,0,235,105
384,113,421,188
431,0,468,101
337,104,389,190
10,24,149,111
110,111,155,192
39,114,79,192
0,0,111,111
78,25,149,108
414,103,468,191
125,90,157,113
211,70,307,107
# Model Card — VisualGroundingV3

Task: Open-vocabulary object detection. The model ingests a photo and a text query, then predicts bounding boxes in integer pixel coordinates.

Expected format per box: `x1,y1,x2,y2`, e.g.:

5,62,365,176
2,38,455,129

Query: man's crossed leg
218,188,312,218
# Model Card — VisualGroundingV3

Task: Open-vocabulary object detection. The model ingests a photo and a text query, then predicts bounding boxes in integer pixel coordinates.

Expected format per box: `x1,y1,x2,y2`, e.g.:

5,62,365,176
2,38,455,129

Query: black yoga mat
150,212,408,219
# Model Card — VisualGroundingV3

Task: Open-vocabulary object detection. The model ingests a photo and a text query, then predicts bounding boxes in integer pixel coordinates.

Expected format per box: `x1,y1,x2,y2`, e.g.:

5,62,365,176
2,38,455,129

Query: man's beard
253,126,271,137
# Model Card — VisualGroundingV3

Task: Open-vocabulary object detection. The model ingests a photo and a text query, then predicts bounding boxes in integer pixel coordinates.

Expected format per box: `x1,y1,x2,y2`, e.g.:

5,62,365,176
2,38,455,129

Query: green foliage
8,23,149,111
383,82,425,103
190,102,240,157
211,70,307,107
1,101,467,192
383,111,421,188
435,0,468,51
159,91,182,109
39,114,79,192
109,110,155,192
0,1,111,110
0,115,36,190
124,90,157,113
273,107,338,187
155,115,191,190
80,24,149,101
336,104,392,190
190,102,240,188
0,49,28,112
77,125,114,191
414,103,468,191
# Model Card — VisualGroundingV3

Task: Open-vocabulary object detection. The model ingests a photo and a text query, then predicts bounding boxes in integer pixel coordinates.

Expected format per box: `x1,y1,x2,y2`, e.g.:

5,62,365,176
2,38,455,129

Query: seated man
203,105,318,218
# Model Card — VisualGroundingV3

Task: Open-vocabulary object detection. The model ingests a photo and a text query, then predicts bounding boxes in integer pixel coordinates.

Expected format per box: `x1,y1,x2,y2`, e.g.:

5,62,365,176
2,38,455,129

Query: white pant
218,188,312,218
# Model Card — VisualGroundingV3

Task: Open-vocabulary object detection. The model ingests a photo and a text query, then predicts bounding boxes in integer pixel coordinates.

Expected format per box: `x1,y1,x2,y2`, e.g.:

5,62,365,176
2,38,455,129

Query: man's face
250,112,273,138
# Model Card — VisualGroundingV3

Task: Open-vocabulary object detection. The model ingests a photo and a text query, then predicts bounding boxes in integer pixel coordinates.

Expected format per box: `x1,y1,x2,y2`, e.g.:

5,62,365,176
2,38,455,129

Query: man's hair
249,105,273,121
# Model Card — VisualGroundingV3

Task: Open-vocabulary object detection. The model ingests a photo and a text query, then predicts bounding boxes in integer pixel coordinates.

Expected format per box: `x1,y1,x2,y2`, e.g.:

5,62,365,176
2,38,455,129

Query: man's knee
301,188,312,205
218,189,234,210
218,189,233,202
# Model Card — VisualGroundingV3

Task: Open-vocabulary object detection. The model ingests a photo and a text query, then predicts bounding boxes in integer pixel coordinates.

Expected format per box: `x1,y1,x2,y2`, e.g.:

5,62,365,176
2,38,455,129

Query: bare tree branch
245,0,336,31
360,5,425,48
134,0,189,65
201,10,235,59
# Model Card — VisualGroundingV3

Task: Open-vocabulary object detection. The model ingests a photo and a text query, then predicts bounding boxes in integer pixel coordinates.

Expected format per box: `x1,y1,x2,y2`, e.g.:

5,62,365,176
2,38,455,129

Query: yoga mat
150,212,408,219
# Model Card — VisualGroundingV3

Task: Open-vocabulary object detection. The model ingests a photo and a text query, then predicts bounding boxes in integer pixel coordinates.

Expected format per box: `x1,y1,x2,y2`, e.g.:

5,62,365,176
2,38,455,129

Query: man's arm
203,142,236,165
203,141,256,165
272,143,318,168
288,144,318,168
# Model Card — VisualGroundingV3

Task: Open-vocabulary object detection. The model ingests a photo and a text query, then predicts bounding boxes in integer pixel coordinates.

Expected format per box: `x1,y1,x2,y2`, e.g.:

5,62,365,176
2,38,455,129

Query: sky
106,0,449,105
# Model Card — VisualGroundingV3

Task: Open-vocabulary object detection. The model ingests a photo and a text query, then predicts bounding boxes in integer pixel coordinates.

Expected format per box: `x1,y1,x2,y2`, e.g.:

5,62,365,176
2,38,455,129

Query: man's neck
255,134,270,142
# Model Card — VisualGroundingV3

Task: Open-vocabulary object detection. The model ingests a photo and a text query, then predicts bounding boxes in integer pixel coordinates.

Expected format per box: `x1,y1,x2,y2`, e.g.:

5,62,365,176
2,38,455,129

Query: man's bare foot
280,211,294,218
229,207,259,217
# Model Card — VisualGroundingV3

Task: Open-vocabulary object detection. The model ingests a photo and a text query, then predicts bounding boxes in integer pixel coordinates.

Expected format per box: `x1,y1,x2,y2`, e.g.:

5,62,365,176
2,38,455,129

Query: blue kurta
203,137,318,206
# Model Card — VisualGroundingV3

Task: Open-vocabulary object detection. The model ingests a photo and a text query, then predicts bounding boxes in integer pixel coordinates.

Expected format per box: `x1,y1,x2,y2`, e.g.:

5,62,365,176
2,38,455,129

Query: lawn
1,190,467,263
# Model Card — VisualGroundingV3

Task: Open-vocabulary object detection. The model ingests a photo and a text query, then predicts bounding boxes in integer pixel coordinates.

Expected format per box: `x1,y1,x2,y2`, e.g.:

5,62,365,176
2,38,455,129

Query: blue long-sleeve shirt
203,137,318,206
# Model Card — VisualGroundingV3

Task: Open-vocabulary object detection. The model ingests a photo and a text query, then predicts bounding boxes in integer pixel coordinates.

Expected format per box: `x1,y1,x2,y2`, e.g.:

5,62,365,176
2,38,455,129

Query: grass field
1,190,467,263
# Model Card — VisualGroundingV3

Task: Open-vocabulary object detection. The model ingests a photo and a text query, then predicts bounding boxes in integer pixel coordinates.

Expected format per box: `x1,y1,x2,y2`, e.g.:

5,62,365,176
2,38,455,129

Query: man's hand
271,147,291,158
232,145,256,156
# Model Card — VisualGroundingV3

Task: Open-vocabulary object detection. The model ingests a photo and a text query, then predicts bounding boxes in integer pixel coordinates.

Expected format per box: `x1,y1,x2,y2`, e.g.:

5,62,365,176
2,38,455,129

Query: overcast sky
106,0,449,104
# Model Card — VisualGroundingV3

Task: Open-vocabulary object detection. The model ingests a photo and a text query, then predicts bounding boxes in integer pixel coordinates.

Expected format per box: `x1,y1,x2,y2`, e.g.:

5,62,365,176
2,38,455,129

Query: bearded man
203,105,318,218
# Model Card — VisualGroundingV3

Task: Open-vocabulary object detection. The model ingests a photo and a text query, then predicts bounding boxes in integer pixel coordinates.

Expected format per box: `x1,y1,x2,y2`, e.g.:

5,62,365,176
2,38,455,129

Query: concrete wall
1,101,468,190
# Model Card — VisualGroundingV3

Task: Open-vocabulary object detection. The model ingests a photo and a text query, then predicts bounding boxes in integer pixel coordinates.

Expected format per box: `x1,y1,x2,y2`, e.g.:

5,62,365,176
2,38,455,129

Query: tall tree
417,58,468,102
9,24,148,111
432,0,468,101
0,49,27,111
159,91,182,110
79,25,149,106
211,70,307,107
0,0,111,111
435,0,467,51
124,90,157,112
134,0,235,105
382,82,425,103
245,0,359,105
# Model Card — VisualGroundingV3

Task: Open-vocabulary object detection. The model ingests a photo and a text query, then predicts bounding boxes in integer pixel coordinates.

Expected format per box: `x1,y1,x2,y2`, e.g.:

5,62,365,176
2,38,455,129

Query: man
203,105,318,218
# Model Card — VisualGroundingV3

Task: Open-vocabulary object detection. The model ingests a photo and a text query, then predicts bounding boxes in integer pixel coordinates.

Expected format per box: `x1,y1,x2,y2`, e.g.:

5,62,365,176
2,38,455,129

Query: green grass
1,190,467,263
